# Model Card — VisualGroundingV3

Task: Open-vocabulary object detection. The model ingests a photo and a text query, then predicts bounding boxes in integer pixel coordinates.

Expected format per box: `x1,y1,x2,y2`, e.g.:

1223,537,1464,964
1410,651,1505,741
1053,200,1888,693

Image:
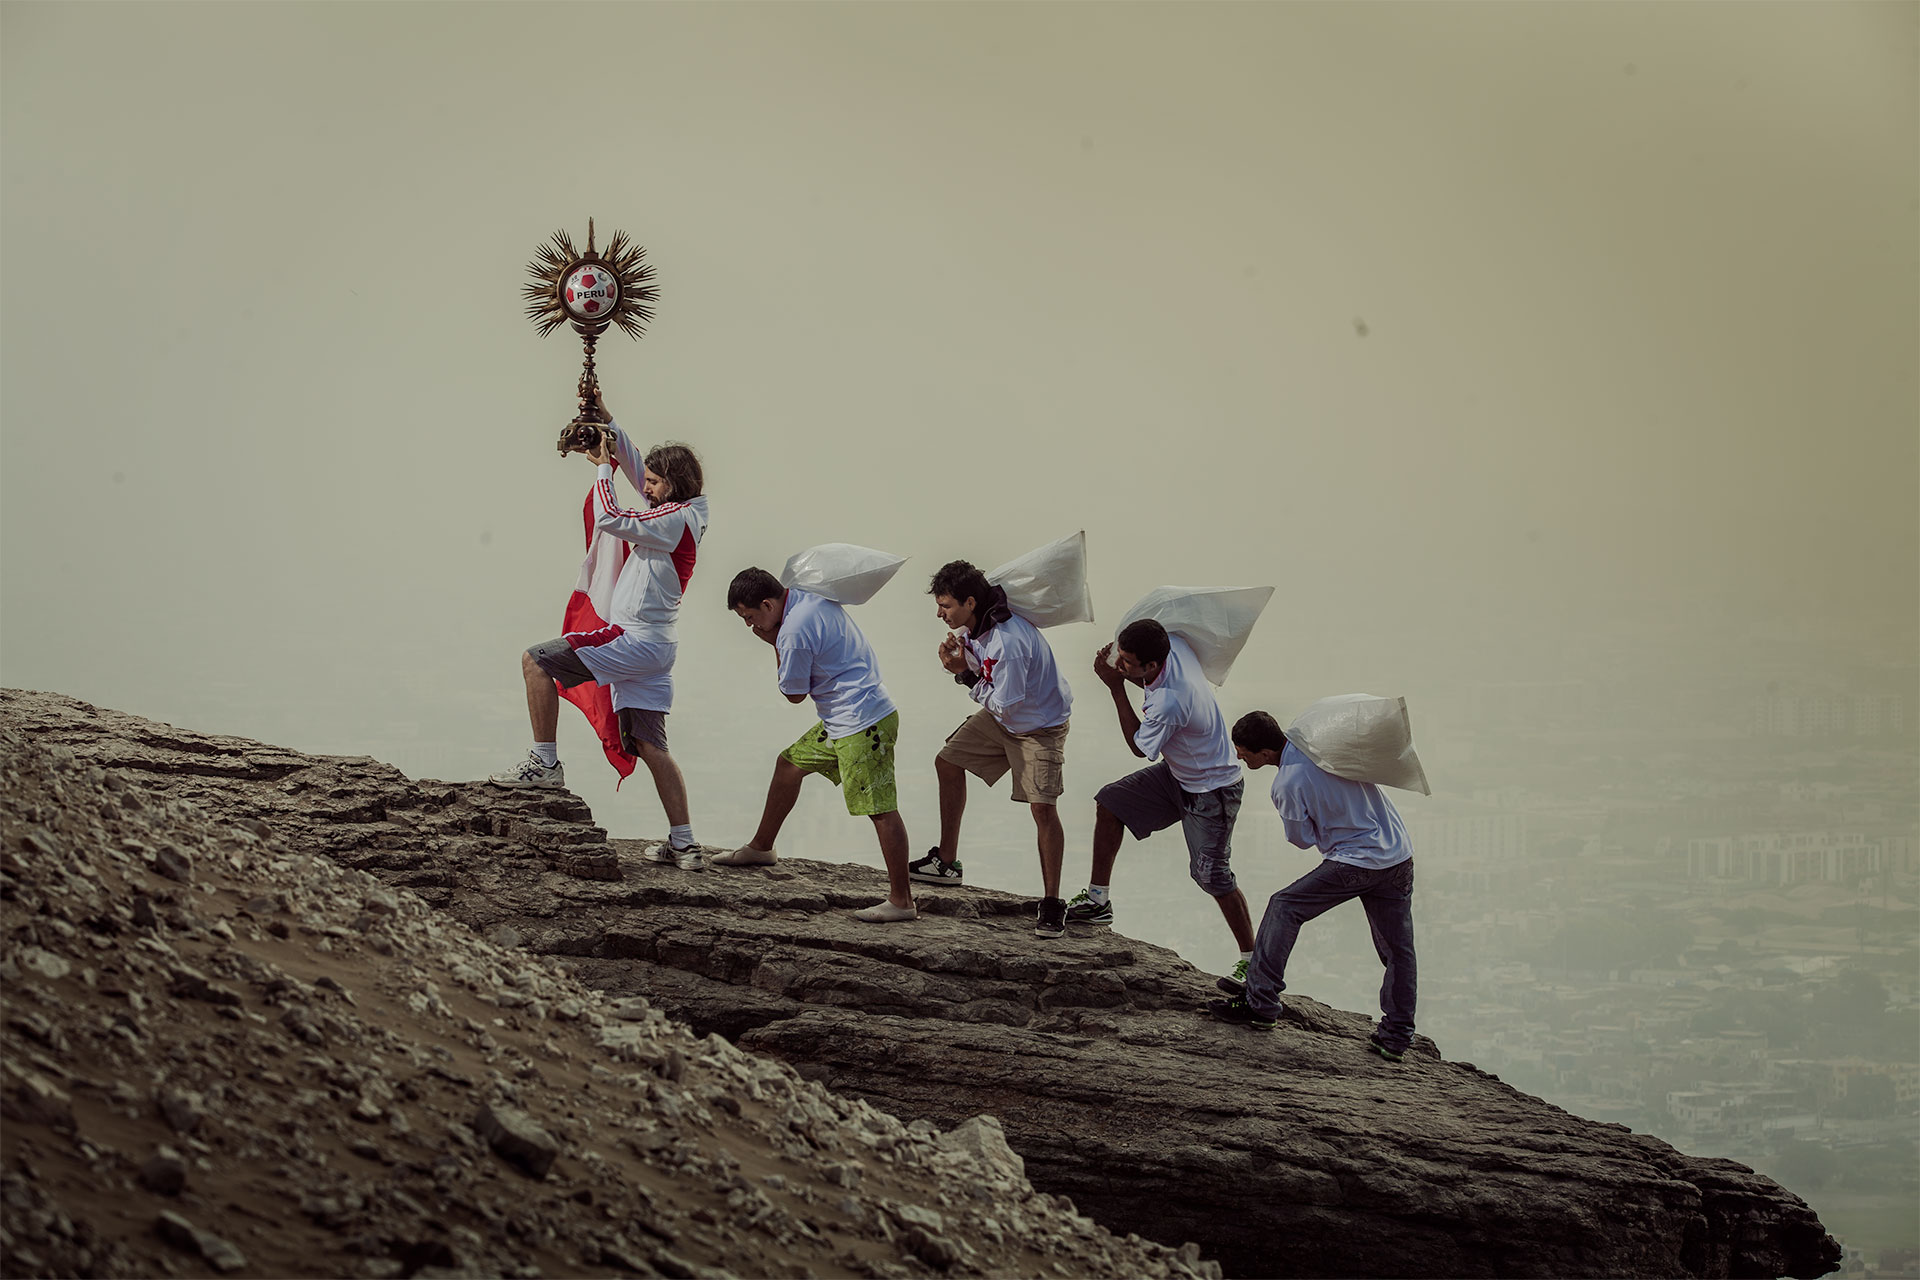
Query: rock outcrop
3,690,1843,1279
0,694,1214,1280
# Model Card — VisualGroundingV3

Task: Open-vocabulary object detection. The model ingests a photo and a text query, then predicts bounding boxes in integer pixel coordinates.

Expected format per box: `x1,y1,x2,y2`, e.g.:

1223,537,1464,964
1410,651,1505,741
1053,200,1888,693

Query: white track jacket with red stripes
589,426,708,643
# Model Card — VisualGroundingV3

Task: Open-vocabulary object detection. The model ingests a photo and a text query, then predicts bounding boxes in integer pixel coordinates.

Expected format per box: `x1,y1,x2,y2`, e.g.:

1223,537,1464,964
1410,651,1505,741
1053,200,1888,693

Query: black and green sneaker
1063,889,1112,926
908,849,964,885
1367,1034,1405,1063
1208,996,1276,1031
1216,957,1251,996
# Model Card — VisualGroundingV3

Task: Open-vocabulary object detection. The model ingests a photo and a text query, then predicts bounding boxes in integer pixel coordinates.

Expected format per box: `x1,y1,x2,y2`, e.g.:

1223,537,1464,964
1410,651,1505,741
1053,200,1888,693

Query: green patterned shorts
781,711,900,816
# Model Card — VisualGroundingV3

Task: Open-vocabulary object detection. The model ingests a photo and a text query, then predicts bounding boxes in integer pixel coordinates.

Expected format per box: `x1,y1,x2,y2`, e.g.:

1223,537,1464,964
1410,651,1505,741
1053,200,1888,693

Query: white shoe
710,845,777,867
646,842,707,872
854,899,918,923
488,752,566,790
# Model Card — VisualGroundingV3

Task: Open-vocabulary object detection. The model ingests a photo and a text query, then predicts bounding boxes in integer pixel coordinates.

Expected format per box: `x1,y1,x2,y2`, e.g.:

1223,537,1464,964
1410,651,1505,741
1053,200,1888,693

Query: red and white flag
557,488,637,783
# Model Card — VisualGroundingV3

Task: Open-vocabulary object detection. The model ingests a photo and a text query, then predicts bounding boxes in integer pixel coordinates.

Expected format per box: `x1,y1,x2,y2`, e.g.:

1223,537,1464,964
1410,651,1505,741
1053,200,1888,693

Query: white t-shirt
1270,743,1413,870
961,611,1072,735
1133,635,1239,792
775,589,897,739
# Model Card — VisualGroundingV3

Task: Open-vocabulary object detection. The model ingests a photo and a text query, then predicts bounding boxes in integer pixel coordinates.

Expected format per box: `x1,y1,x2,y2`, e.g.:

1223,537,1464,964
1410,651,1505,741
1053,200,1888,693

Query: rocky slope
1,690,1842,1279
0,692,1214,1280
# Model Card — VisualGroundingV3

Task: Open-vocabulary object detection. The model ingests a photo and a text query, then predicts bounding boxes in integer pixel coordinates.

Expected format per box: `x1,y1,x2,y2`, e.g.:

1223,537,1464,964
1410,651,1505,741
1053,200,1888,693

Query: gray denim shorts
1096,761,1244,897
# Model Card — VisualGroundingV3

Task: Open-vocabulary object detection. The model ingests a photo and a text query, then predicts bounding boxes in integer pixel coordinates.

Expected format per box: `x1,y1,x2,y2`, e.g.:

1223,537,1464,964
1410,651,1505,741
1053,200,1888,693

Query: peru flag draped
559,489,637,782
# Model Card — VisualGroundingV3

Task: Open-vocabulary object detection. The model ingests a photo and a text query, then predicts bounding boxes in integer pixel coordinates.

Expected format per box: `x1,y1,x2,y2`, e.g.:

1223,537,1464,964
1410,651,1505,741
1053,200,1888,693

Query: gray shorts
528,639,668,755
1096,761,1244,897
528,638,594,688
615,708,667,755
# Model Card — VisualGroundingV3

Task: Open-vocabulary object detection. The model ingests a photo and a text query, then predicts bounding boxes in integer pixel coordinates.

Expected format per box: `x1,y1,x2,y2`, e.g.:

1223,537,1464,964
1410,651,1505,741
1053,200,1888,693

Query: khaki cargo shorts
938,710,1068,804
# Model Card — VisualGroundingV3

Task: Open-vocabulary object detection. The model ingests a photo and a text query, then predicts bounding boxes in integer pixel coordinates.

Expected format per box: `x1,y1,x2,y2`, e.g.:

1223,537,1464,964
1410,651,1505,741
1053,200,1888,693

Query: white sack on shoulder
1286,694,1431,796
779,543,907,606
1113,585,1274,685
987,530,1094,629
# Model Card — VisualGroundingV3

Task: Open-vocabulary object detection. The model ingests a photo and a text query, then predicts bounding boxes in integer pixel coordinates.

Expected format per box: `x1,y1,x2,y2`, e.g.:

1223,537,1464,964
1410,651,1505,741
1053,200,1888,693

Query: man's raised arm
775,640,812,705
1093,644,1146,758
601,418,645,492
587,460,690,549
577,384,644,489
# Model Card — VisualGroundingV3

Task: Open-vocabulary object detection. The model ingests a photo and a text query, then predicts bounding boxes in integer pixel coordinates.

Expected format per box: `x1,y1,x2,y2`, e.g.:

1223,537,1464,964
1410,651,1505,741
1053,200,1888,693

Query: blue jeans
1244,856,1417,1051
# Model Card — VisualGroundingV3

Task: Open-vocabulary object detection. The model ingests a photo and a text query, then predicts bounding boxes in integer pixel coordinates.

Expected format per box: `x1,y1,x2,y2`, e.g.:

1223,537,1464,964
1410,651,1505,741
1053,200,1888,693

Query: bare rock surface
1,690,1211,1280
2,689,1842,1278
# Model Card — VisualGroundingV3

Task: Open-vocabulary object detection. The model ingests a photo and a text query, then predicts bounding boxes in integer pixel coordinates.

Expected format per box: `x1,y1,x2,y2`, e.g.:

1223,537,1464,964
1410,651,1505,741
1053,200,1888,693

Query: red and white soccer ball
563,264,618,320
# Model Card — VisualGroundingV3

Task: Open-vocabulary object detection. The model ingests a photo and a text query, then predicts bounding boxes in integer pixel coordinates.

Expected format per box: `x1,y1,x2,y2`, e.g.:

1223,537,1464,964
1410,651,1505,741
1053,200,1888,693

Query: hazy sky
8,16,1914,1260
3,2,1914,808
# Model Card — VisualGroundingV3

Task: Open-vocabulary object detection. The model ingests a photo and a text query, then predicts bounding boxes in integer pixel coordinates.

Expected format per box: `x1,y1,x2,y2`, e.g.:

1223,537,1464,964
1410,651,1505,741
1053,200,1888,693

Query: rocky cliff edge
1,690,1841,1279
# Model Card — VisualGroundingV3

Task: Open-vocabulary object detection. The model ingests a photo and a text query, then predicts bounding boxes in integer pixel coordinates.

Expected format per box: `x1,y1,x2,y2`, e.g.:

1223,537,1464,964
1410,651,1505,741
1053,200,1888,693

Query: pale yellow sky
2,2,1914,769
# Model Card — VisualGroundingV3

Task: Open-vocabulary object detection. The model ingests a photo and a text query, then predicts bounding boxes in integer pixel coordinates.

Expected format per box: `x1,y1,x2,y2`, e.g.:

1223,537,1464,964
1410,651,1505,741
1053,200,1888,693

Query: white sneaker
710,845,777,867
646,841,707,872
489,752,565,790
854,899,918,923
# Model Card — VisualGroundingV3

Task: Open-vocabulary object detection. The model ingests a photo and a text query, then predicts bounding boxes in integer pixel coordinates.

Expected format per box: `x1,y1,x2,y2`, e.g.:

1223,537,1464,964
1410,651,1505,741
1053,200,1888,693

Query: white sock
1240,950,1255,964
669,824,694,849
1088,884,1110,906
532,742,559,768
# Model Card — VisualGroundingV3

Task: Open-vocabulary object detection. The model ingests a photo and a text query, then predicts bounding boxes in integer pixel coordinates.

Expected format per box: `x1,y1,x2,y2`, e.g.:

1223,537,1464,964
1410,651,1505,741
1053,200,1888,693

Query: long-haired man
490,390,711,871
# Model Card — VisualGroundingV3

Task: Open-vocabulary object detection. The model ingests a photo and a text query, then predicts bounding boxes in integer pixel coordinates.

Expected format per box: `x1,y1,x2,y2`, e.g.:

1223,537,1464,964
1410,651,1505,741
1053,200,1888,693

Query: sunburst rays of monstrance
523,218,658,455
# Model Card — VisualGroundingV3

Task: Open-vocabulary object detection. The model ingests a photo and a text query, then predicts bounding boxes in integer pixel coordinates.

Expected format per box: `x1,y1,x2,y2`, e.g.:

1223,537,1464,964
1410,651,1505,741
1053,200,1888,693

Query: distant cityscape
1279,668,1918,1280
